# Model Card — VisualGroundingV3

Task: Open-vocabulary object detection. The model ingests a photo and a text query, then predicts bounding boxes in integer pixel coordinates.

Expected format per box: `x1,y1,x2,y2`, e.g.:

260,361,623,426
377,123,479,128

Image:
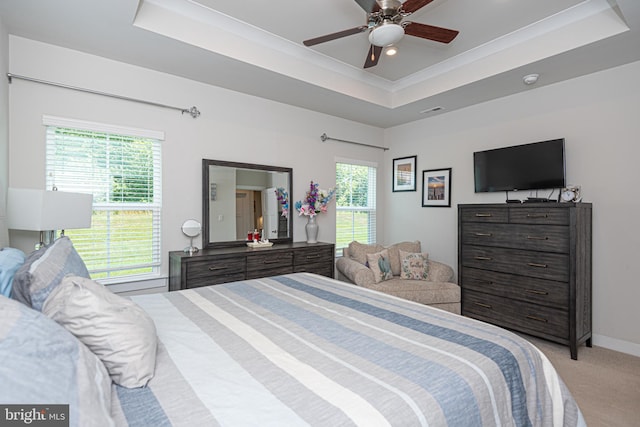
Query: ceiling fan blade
354,0,379,13
401,0,436,13
364,44,383,68
404,22,459,43
303,26,368,46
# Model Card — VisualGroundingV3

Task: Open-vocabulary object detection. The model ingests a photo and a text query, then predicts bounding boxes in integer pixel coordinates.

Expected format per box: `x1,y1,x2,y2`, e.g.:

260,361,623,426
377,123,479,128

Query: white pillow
42,275,158,388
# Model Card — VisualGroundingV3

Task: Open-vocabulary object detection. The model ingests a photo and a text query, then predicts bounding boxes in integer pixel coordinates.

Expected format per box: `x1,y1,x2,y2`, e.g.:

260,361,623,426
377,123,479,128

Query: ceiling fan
303,0,459,68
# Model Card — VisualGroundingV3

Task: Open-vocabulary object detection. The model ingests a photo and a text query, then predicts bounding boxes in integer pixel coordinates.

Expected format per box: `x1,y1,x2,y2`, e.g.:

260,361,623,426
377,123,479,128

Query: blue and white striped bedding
112,273,584,426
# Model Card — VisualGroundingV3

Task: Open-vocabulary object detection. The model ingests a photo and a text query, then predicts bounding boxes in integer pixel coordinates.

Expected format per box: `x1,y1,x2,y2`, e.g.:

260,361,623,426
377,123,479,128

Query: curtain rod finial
320,133,328,142
182,106,201,118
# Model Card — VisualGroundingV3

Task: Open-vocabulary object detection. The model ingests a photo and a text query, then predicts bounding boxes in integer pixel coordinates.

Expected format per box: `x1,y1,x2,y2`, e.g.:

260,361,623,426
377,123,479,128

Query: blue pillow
0,295,114,426
0,247,26,297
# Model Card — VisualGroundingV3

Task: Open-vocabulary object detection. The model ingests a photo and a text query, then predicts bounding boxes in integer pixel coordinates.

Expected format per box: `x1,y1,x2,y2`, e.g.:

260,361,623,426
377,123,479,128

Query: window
44,116,162,282
335,161,377,255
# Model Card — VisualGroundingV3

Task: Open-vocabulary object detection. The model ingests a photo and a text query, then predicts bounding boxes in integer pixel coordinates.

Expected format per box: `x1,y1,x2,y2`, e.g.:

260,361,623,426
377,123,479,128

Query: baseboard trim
593,334,640,358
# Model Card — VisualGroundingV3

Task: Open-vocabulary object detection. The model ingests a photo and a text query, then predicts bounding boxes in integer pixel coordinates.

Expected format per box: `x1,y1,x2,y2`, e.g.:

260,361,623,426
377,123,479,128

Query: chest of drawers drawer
460,207,508,223
462,245,569,281
463,289,568,340
509,208,569,225
461,267,568,309
462,223,569,253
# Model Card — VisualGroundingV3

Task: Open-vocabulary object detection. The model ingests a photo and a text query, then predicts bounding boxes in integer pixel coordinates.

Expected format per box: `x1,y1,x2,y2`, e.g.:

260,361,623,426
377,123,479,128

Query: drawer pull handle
208,266,227,271
526,315,548,323
474,256,492,261
475,213,493,217
305,254,321,260
525,289,549,295
474,232,493,237
527,262,548,268
263,259,281,264
474,302,492,309
526,236,549,241
526,214,549,219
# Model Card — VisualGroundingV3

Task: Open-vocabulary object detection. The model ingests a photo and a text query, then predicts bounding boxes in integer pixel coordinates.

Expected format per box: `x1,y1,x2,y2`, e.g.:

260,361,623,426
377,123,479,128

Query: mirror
182,219,201,254
202,159,293,248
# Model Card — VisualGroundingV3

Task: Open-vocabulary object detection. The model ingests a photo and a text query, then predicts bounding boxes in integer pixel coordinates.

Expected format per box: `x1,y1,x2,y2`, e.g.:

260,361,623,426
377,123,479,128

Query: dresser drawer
461,245,569,281
294,263,334,278
461,267,568,309
186,257,246,287
294,246,334,266
463,289,568,340
462,223,569,253
247,250,293,273
246,265,293,279
460,207,508,223
509,207,569,225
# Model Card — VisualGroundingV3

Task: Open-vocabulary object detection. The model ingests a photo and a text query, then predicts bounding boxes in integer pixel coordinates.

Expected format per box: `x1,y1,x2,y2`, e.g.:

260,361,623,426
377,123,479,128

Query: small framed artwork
422,168,452,207
392,155,417,192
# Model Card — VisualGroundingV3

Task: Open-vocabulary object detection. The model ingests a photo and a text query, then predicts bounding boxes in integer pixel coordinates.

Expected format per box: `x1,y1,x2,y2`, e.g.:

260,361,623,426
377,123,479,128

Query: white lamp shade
368,23,404,47
7,188,93,231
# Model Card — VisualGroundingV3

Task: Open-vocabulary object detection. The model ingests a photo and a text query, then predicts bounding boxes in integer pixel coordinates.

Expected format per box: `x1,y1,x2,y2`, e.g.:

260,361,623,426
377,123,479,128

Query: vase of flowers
294,181,336,243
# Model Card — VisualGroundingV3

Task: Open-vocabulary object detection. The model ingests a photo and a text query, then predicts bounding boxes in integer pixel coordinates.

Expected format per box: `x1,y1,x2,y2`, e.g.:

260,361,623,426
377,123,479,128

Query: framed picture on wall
422,168,452,207
392,155,417,192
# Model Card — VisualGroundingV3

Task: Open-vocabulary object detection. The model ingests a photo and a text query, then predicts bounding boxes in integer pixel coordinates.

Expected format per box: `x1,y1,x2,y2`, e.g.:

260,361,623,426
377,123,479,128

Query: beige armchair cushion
387,241,421,275
348,241,384,265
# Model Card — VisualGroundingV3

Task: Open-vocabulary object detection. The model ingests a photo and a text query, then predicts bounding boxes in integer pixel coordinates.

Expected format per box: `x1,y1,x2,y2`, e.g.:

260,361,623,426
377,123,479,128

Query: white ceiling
1,0,639,128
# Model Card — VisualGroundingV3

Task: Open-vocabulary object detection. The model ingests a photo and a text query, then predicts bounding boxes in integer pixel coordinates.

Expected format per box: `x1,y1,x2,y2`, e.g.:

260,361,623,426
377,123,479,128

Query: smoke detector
523,74,540,85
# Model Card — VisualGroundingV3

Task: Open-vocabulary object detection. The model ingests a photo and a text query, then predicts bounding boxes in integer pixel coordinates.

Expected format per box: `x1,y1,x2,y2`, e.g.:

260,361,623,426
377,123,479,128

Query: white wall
384,60,640,356
0,17,9,247
6,36,385,289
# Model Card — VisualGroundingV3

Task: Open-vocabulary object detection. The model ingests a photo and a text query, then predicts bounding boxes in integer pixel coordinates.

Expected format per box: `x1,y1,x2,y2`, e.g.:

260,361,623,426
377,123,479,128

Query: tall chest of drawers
458,203,592,359
169,242,335,291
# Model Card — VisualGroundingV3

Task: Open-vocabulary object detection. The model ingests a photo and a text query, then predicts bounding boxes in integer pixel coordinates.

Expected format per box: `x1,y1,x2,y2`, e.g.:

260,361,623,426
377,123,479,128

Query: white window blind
335,161,377,255
44,117,162,282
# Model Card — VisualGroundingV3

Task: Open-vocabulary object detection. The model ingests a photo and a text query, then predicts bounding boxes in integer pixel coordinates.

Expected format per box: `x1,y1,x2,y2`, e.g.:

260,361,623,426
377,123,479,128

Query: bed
1,238,585,426
112,273,584,426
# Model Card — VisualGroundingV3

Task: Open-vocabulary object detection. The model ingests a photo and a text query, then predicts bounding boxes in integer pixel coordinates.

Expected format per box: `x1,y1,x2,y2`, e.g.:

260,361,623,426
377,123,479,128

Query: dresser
169,242,335,291
458,203,592,359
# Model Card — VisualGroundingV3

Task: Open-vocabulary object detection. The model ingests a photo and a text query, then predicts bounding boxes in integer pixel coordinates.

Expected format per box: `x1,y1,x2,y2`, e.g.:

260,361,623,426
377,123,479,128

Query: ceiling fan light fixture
385,45,398,56
368,22,404,47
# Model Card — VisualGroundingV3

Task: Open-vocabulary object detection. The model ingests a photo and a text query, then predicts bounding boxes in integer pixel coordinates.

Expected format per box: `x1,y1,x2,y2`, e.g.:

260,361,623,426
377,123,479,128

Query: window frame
335,158,377,257
43,115,163,284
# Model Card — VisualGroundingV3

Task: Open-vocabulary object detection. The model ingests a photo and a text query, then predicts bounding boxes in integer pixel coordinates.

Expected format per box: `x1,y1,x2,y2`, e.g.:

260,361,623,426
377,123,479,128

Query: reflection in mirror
182,219,201,254
202,159,293,248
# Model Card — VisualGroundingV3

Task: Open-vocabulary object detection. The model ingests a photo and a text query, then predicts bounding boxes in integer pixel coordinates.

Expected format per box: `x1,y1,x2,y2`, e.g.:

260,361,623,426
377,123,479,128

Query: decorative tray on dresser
458,203,592,359
169,242,335,291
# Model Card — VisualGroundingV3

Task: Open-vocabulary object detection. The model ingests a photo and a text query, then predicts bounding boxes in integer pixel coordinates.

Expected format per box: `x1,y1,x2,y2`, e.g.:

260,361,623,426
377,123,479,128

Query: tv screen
474,139,565,193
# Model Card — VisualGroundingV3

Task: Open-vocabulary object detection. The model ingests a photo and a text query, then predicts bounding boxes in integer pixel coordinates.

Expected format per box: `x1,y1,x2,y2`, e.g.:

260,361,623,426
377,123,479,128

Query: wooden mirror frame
202,159,293,249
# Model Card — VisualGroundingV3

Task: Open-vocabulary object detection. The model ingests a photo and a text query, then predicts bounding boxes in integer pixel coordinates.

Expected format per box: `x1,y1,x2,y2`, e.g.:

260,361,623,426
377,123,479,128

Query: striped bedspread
111,273,585,427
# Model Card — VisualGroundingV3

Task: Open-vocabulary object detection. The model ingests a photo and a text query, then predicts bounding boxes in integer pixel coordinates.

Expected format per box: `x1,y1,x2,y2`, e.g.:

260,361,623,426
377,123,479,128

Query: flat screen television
474,139,565,193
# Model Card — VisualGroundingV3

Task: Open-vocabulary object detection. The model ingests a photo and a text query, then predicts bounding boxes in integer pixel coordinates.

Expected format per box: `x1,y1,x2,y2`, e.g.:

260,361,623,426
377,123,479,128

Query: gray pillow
11,237,90,311
0,295,114,426
42,275,158,388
